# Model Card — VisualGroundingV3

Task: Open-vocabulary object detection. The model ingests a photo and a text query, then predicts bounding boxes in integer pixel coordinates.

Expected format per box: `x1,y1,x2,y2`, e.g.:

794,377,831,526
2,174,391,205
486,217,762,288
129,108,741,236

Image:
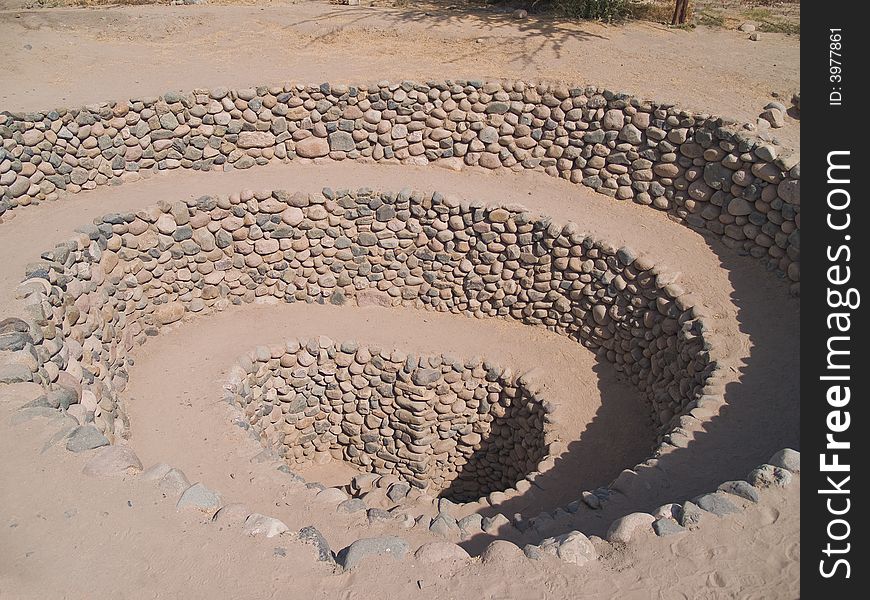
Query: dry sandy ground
0,3,800,598
1,1,799,146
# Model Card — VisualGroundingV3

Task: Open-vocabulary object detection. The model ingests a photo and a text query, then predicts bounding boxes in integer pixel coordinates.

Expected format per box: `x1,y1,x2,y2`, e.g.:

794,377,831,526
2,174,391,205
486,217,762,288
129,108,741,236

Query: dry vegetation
18,0,801,33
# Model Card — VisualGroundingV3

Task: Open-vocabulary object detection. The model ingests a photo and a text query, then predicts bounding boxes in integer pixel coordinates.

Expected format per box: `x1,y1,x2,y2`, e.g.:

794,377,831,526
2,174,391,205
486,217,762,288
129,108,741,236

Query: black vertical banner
804,3,865,596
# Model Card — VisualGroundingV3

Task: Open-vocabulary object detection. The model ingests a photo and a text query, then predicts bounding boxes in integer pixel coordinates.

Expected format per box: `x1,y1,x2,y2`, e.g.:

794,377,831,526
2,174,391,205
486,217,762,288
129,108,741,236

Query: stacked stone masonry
227,339,552,501
9,188,716,487
0,80,800,292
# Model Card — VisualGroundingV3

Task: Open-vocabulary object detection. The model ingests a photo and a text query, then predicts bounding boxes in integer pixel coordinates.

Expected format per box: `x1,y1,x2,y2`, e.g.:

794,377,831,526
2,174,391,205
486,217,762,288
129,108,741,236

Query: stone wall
226,339,552,501
0,80,800,292
8,188,717,467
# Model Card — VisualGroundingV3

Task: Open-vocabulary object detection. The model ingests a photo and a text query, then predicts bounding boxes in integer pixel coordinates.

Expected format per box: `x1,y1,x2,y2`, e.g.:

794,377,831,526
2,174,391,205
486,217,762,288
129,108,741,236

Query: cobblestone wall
1,80,800,292
227,339,552,500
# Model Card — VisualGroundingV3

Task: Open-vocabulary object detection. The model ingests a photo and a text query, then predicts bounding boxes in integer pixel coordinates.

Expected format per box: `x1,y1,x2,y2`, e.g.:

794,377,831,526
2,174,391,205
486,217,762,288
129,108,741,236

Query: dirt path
1,2,799,146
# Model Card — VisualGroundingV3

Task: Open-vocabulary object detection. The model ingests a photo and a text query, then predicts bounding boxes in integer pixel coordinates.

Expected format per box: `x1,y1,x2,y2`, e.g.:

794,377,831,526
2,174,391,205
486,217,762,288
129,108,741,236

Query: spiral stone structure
0,79,800,581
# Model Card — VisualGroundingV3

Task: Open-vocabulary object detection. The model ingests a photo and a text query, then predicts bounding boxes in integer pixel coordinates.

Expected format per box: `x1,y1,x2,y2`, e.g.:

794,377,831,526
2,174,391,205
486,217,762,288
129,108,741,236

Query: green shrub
553,0,633,22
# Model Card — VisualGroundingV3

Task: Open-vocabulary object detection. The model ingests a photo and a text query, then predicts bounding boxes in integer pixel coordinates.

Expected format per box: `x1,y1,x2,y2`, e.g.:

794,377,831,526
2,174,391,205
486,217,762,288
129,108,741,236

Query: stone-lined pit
226,339,552,502
12,187,717,516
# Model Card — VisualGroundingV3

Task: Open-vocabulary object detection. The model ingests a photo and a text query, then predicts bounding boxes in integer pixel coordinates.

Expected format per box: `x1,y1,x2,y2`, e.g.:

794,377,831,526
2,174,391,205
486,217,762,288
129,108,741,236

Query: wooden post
672,0,690,25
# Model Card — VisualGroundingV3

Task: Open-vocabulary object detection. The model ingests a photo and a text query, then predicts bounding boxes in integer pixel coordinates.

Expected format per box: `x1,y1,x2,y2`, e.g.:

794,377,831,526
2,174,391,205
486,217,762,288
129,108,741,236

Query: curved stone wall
0,80,800,291
10,188,715,464
226,339,552,501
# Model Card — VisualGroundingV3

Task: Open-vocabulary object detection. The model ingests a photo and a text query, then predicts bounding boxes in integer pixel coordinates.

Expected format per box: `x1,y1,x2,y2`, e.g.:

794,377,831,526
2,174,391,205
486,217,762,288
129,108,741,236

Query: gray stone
10,406,59,425
0,332,32,352
298,525,335,564
679,501,703,528
412,368,440,386
66,426,109,452
652,518,686,536
176,482,222,512
367,508,392,524
760,107,784,127
755,144,778,162
748,464,793,488
619,124,643,144
336,536,409,570
769,448,800,473
337,498,367,514
718,480,760,503
357,232,378,247
457,513,483,534
429,513,460,537
386,482,410,503
694,492,741,516
727,197,753,216
537,531,597,566
328,131,355,152
481,513,512,534
0,364,33,384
